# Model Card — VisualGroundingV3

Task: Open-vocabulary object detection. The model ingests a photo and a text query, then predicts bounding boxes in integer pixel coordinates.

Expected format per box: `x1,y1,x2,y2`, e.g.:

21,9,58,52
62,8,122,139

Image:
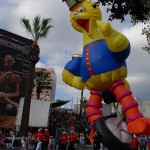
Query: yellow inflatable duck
62,0,150,138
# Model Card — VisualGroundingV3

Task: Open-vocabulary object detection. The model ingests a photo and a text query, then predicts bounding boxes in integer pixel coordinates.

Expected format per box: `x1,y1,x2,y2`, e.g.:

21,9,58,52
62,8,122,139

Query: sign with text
0,28,32,128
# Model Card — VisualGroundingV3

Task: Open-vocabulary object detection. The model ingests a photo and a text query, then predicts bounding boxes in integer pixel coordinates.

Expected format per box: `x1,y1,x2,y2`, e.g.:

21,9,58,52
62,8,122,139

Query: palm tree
19,15,53,136
34,70,52,100
142,20,150,53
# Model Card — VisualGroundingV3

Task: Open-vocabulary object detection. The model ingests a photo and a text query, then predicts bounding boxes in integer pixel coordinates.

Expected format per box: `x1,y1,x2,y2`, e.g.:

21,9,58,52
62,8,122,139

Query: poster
0,28,32,128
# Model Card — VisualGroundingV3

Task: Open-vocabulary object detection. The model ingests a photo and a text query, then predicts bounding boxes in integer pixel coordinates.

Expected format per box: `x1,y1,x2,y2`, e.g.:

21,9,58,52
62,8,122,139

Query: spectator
131,134,138,150
139,135,147,150
147,136,150,150
4,136,14,150
28,138,33,150
31,137,37,150
11,132,15,148
79,133,85,150
48,136,52,150
52,136,56,150
21,136,27,150
0,137,4,149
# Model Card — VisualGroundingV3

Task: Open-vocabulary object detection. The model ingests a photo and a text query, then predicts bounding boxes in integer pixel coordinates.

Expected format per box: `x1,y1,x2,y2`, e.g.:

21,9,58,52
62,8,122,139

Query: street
74,143,93,150
0,144,93,150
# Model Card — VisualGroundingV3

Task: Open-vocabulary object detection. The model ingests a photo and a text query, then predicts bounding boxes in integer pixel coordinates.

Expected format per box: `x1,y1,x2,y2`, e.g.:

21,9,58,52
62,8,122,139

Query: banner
16,99,51,128
0,28,32,128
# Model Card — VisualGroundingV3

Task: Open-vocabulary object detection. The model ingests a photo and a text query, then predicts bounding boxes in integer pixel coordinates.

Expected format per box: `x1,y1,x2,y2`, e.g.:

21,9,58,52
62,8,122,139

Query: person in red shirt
34,128,44,150
68,131,76,150
61,132,68,150
131,134,138,150
34,128,44,142
43,129,50,150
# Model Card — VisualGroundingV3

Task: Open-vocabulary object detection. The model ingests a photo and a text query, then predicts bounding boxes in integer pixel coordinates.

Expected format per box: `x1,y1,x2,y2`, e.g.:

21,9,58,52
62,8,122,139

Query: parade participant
62,1,150,149
61,132,68,150
68,131,76,150
34,128,44,150
74,132,79,147
43,129,50,150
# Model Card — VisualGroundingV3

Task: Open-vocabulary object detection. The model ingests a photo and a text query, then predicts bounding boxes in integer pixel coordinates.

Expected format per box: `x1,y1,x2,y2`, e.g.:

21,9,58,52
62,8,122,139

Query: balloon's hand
62,69,85,90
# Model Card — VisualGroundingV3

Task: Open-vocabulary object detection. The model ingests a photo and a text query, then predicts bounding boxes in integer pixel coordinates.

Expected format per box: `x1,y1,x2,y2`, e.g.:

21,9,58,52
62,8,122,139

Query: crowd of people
0,128,15,149
2,126,150,150
0,106,91,150
19,128,86,150
0,127,87,150
131,134,150,150
92,133,150,150
32,128,86,150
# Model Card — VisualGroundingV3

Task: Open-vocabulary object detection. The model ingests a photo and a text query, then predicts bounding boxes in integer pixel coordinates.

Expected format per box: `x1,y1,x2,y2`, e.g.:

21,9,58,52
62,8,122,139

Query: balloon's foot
128,118,150,135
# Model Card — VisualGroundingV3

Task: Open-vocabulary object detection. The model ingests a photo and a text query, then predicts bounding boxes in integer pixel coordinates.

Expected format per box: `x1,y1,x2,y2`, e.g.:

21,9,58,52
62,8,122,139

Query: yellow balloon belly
84,66,127,91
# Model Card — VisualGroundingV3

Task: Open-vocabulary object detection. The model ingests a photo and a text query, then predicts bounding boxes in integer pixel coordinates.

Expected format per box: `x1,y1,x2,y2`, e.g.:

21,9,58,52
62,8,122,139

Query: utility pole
71,96,73,117
79,90,83,133
80,90,83,119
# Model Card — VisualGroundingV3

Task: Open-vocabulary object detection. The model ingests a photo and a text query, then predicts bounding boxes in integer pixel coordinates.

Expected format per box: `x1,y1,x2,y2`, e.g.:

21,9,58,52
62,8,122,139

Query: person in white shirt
79,133,85,150
21,136,27,150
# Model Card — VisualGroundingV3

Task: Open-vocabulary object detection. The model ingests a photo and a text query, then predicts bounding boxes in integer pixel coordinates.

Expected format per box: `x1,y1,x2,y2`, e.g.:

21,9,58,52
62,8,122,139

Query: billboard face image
0,28,32,128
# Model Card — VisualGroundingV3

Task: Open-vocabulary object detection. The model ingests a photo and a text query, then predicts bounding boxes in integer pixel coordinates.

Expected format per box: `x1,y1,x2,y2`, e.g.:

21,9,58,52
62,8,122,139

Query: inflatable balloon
62,0,150,149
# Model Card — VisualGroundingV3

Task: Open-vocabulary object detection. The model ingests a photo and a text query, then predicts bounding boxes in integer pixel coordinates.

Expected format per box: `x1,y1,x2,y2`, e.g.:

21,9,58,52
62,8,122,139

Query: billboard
0,28,32,128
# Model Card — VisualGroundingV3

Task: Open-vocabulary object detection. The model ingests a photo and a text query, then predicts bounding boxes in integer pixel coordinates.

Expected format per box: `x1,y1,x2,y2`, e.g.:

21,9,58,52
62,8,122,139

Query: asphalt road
74,143,93,150
0,144,93,150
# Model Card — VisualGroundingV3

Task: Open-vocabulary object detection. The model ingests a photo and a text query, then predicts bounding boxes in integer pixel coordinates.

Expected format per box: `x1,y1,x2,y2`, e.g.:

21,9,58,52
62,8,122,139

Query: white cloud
36,62,47,68
0,0,150,109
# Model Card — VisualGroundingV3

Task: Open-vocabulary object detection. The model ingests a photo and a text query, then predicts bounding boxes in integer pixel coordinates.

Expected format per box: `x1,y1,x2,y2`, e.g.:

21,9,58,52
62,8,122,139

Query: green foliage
21,15,53,42
142,21,150,53
98,0,150,24
97,0,150,52
19,15,53,136
34,70,52,99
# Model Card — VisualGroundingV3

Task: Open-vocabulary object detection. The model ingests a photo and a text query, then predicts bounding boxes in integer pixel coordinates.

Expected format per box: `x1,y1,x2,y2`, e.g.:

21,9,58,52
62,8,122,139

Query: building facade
31,67,57,102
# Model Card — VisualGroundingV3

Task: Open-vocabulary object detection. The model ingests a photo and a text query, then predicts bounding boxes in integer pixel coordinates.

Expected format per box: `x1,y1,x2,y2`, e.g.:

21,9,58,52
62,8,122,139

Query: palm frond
41,18,53,32
39,26,53,38
33,16,41,31
34,70,52,98
20,17,31,32
32,16,41,41
21,15,53,42
20,17,35,39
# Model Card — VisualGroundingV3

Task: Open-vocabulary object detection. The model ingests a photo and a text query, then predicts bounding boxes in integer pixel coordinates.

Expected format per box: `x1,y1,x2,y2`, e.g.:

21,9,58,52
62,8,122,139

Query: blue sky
0,0,149,109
